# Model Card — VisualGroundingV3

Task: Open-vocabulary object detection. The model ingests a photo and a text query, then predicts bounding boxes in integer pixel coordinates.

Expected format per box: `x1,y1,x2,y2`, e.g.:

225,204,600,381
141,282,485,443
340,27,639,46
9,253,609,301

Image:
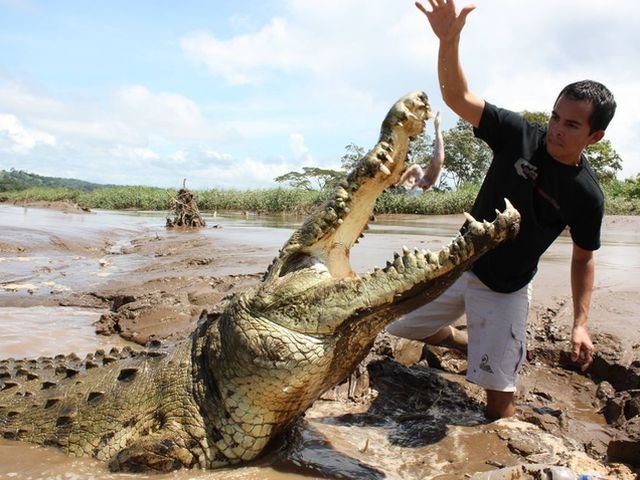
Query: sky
1,0,639,190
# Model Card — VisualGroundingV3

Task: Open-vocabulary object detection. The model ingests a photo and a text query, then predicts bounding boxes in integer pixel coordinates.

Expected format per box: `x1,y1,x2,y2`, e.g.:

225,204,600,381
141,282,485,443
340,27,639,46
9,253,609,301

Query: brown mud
0,201,638,479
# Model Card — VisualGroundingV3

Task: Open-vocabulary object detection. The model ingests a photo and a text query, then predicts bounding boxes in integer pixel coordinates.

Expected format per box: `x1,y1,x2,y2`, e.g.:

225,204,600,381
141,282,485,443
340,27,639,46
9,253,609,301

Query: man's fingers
571,344,583,364
572,343,594,371
458,4,476,23
580,349,594,371
415,1,429,16
434,111,442,128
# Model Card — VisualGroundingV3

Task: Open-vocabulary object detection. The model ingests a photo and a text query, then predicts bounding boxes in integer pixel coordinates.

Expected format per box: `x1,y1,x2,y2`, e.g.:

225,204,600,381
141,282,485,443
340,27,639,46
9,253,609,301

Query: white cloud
207,156,291,186
0,114,56,153
110,145,160,162
0,78,65,117
112,85,227,142
288,133,313,166
180,1,428,91
203,149,233,164
181,18,311,85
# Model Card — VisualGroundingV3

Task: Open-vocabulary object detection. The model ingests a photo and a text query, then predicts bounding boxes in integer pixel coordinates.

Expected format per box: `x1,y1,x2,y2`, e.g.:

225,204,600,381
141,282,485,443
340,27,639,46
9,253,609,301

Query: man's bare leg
423,325,468,354
425,327,516,418
485,390,516,419
426,328,515,417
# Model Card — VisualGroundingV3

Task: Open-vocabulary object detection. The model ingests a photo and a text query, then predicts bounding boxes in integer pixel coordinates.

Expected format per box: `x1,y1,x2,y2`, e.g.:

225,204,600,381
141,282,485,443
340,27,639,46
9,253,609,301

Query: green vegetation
197,188,324,214
602,177,640,215
0,168,108,192
3,179,639,216
440,119,492,189
0,180,326,215
377,184,479,215
274,167,344,192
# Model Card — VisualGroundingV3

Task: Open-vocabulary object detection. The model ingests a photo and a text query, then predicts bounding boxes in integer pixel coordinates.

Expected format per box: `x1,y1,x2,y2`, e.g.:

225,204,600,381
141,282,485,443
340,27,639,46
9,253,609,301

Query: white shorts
386,271,532,392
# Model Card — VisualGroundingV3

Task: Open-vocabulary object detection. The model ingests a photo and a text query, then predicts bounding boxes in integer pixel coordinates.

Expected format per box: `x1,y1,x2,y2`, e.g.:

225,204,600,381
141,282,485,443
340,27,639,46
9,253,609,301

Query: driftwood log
166,181,206,228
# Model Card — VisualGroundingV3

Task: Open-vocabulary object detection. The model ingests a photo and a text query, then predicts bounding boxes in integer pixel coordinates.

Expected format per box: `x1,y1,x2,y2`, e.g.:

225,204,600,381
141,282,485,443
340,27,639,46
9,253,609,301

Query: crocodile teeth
380,164,391,175
406,112,419,122
377,151,393,163
463,212,477,224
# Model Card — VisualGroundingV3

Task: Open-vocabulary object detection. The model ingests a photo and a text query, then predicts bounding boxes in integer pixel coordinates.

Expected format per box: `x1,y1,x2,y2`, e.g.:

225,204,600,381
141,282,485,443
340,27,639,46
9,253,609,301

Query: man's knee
423,326,452,345
485,389,515,419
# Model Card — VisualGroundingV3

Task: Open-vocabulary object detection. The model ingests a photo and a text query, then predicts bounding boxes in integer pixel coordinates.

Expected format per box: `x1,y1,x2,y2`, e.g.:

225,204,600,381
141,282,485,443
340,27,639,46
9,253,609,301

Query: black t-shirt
469,102,604,293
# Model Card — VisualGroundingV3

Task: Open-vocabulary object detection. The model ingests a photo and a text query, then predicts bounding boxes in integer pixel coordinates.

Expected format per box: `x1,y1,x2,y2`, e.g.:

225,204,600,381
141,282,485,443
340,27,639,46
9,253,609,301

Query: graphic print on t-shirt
515,157,561,212
514,157,538,181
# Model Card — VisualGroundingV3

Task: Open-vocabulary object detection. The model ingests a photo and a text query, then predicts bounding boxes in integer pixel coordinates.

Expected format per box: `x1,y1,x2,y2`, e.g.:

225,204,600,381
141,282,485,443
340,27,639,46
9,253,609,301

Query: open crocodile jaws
0,91,520,472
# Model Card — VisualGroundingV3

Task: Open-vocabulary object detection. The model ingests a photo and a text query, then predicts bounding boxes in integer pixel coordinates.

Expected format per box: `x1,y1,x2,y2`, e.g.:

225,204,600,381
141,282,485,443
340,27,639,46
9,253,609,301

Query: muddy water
0,307,134,358
1,205,639,479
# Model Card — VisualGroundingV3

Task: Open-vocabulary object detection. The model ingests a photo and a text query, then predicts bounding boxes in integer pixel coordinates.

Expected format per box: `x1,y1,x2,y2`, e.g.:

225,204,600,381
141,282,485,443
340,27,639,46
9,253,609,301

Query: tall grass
377,185,479,215
82,186,174,210
1,186,327,214
197,188,325,214
1,186,172,211
2,182,639,216
1,187,84,205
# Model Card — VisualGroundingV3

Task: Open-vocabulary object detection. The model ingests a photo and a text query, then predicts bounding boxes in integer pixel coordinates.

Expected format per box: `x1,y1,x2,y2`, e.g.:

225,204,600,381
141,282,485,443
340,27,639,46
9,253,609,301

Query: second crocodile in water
0,91,521,472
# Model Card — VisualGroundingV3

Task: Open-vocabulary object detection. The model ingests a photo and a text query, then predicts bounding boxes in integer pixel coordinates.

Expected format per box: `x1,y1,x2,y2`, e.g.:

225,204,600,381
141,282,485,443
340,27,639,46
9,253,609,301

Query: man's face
546,95,604,166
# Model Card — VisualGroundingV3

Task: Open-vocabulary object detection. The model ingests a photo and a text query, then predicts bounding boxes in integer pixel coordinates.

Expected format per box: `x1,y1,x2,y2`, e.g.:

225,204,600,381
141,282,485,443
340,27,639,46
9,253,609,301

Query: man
387,0,616,419
397,111,445,192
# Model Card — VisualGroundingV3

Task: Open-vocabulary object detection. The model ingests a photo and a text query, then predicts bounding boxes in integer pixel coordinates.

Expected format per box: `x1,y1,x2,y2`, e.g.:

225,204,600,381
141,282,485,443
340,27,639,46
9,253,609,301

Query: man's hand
571,324,594,371
570,243,596,372
415,0,476,42
433,110,442,130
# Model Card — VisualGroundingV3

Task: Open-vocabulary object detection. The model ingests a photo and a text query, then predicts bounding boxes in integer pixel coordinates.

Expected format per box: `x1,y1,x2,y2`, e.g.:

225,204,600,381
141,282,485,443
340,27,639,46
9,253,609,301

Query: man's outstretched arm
415,0,484,127
418,111,444,190
570,243,596,371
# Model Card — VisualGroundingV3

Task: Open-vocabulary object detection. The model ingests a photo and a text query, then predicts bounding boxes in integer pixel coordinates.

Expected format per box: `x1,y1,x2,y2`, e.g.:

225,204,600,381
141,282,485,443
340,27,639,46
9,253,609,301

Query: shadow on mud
347,358,488,448
269,357,491,479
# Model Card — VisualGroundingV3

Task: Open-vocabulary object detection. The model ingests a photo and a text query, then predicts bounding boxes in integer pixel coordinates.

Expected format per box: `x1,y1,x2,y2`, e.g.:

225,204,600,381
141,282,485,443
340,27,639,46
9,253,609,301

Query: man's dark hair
556,80,616,133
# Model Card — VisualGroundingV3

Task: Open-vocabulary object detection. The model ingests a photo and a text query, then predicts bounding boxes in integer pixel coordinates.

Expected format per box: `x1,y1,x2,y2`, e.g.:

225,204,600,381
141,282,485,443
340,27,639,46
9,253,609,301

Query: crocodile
0,91,520,472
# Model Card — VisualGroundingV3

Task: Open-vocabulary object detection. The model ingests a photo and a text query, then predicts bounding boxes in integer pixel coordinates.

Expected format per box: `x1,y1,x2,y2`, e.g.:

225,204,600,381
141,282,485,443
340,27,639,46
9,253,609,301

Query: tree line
275,111,623,192
0,168,108,192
